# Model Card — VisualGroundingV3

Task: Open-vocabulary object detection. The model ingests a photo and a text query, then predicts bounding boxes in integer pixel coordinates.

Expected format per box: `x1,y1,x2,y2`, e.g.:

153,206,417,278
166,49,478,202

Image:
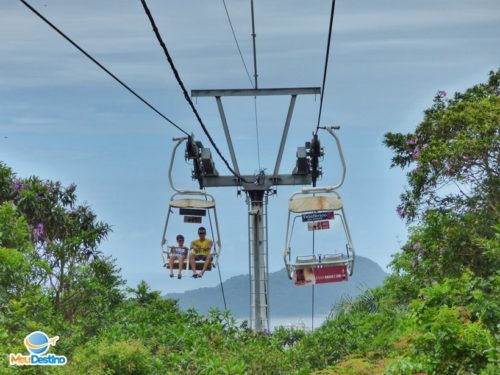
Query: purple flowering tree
383,71,499,288
0,162,122,321
384,70,499,222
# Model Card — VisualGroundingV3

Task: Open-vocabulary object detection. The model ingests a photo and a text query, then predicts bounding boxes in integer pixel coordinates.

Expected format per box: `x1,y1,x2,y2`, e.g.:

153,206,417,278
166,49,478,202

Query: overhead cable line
220,0,261,169
221,0,254,88
203,191,228,312
249,0,262,170
315,0,337,135
311,229,316,330
19,0,189,136
250,0,259,89
140,0,245,181
253,98,261,169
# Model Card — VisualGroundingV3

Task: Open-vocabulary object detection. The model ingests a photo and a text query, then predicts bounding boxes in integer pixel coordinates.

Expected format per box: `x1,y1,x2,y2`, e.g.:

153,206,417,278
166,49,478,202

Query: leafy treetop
384,70,499,222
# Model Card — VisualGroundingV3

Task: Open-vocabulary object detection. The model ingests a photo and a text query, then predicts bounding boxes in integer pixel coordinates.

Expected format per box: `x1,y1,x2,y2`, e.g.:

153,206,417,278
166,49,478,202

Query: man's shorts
193,254,211,261
192,248,210,256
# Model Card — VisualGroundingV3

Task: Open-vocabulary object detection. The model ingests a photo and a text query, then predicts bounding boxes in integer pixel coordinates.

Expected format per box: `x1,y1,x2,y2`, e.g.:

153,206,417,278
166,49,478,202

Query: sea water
236,315,330,332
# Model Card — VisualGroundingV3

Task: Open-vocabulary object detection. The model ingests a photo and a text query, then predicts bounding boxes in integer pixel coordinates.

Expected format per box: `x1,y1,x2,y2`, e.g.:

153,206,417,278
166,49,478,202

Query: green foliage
379,71,500,373
0,162,124,372
414,272,500,332
384,357,426,375
1,156,316,374
320,356,394,375
384,70,499,222
65,339,162,375
0,162,121,326
0,162,15,203
95,296,308,374
391,210,499,290
0,202,30,250
295,289,408,369
297,72,500,374
402,305,495,374
128,280,162,305
0,202,31,299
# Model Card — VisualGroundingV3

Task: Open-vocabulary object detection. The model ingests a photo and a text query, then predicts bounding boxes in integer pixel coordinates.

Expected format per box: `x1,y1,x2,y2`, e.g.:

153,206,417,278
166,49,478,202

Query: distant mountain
164,256,387,318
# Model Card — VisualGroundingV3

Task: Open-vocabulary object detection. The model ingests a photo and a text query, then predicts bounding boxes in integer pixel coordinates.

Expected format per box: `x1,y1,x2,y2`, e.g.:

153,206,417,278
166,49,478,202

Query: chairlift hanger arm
168,137,216,196
319,126,347,190
168,137,189,193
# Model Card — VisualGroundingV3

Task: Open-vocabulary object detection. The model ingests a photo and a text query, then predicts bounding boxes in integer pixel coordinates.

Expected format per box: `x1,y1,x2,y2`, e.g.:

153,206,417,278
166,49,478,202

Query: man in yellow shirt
189,227,213,278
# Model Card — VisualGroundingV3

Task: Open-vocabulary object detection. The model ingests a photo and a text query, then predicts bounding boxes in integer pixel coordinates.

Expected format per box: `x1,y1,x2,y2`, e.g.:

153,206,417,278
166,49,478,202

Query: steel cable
315,0,337,135
140,0,246,181
19,0,190,136
205,194,228,312
221,0,254,87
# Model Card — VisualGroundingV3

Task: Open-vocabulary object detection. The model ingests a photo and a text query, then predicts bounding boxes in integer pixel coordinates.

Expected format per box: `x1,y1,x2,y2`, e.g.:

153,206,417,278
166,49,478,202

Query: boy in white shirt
169,234,188,279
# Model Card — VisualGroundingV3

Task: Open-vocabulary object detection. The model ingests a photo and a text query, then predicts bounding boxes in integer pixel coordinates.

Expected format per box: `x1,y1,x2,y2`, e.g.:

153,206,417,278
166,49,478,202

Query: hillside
164,256,387,317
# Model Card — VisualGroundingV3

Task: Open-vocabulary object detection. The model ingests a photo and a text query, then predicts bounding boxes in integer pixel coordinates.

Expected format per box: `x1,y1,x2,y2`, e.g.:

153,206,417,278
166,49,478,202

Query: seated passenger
189,226,213,278
169,234,188,279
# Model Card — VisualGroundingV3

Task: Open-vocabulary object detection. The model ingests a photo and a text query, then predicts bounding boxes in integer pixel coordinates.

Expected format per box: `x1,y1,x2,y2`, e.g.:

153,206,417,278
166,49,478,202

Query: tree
384,71,499,280
0,162,123,323
0,202,34,303
369,72,500,373
128,280,162,306
384,70,499,222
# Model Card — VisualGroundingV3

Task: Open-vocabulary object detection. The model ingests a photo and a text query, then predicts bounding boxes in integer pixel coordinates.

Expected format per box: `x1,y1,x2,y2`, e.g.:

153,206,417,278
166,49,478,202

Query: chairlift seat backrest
322,253,346,263
289,195,342,213
169,198,215,209
295,255,318,267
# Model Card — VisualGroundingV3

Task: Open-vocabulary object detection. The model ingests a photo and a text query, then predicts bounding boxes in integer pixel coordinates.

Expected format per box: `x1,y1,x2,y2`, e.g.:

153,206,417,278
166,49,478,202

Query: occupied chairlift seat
161,136,221,275
161,194,220,272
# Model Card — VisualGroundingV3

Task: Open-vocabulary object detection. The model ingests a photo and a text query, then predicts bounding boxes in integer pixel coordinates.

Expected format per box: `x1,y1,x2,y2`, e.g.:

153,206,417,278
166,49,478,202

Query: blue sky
1,0,499,293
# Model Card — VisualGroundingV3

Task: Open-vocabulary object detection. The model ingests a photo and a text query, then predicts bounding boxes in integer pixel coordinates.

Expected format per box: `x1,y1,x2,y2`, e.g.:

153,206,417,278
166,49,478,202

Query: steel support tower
191,86,320,331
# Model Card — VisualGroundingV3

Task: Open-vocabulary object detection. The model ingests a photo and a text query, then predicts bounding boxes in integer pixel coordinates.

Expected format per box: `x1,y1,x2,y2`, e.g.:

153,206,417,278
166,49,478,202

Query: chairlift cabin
160,137,221,273
161,191,221,271
283,187,355,285
283,127,355,285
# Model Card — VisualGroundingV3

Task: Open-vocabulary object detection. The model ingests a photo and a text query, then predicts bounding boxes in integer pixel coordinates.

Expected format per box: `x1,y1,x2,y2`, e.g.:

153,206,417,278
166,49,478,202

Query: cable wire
249,0,262,170
140,0,245,181
19,0,189,136
312,227,316,331
253,97,261,170
315,0,337,135
205,194,228,312
220,0,261,170
250,0,258,89
216,258,228,312
221,0,254,88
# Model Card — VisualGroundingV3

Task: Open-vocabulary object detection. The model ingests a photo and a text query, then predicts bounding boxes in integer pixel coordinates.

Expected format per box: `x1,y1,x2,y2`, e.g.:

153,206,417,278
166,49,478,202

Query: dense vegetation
1,71,498,374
